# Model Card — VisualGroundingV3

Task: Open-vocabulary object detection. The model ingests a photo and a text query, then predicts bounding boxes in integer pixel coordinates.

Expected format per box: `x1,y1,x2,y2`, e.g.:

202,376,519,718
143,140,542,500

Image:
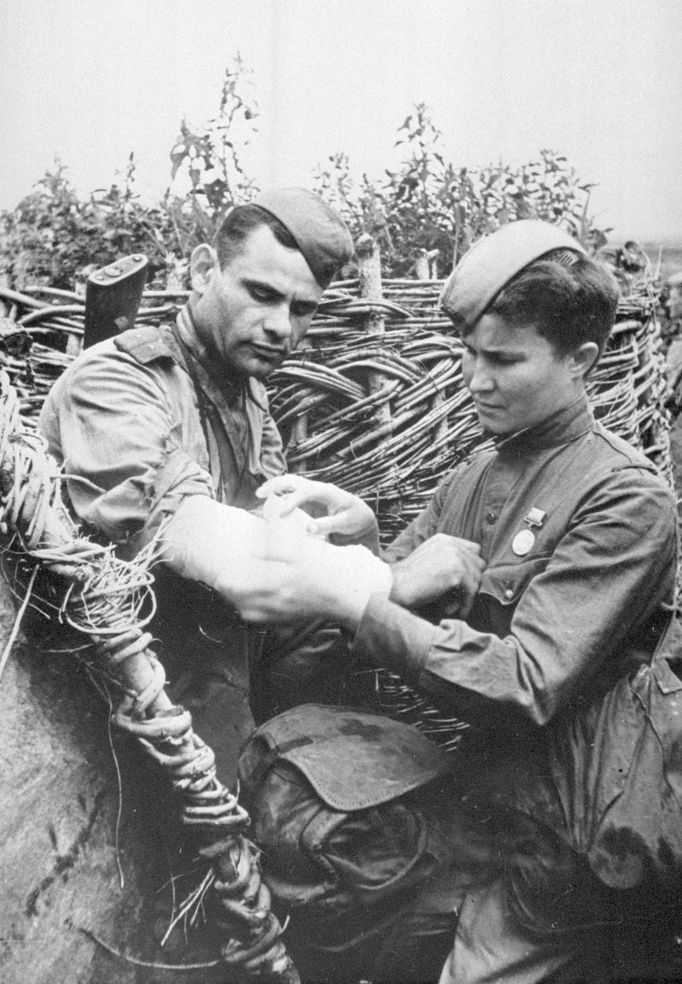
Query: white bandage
160,494,391,623
160,494,269,591
302,541,392,623
261,493,323,537
335,544,393,599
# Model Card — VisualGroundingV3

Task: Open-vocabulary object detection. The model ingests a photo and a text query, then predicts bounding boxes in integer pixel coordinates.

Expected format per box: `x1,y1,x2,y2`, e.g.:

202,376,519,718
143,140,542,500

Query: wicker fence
0,250,673,750
0,246,671,546
273,260,672,541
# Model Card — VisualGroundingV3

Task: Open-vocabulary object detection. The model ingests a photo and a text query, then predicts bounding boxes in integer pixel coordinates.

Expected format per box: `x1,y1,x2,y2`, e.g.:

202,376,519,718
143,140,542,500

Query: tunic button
486,512,497,525
504,588,514,600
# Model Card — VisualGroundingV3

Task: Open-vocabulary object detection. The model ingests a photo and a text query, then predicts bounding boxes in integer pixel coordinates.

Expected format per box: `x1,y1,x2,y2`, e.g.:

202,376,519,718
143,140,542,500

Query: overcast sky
1,0,681,242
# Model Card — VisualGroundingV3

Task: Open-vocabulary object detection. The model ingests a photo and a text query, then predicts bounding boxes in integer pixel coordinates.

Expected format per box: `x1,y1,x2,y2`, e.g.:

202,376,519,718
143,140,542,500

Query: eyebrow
243,277,284,299
463,340,525,356
243,277,319,310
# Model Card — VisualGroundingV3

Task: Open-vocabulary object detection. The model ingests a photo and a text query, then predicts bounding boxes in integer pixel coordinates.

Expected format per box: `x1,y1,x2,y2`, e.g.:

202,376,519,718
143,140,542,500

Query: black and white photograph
1,2,681,982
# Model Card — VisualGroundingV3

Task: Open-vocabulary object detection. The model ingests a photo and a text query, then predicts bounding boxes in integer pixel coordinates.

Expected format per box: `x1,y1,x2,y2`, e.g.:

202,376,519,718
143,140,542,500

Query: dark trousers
154,570,348,785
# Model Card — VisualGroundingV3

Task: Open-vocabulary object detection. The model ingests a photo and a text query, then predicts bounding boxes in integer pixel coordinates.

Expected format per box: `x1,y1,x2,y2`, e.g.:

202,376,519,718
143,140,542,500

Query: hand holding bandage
237,527,391,626
160,494,391,626
257,474,380,549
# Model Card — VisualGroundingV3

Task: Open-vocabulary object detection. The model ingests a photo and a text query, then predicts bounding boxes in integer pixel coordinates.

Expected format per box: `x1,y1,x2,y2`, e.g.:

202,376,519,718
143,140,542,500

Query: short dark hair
479,250,620,356
213,204,299,268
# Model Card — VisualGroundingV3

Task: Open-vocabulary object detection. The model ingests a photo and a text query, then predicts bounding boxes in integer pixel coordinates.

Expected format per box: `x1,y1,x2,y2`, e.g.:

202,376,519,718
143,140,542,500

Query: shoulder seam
114,325,176,365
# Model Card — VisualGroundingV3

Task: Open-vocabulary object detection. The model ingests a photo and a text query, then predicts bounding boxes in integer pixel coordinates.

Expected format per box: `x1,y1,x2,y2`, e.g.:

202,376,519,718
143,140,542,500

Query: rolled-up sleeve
40,347,214,553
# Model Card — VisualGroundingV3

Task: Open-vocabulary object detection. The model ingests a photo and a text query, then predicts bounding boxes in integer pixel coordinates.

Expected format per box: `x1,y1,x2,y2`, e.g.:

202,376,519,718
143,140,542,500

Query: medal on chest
512,507,547,556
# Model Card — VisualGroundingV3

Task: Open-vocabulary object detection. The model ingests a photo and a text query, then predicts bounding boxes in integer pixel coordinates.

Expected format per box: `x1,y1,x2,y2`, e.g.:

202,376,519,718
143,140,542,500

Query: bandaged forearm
160,494,392,623
305,541,393,626
159,494,269,596
255,530,393,626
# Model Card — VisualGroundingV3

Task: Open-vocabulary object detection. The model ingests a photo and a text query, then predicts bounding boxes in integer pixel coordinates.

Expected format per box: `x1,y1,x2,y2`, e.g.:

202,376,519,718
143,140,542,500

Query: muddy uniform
351,396,677,982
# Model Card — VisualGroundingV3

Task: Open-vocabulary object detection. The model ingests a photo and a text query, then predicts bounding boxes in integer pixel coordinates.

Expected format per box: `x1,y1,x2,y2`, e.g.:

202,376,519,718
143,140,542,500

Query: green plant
0,58,611,291
0,57,261,291
313,104,610,278
0,157,179,290
164,55,261,257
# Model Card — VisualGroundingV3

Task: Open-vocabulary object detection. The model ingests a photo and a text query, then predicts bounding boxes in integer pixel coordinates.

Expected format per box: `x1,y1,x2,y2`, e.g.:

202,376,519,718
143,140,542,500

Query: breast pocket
472,556,551,637
480,555,551,606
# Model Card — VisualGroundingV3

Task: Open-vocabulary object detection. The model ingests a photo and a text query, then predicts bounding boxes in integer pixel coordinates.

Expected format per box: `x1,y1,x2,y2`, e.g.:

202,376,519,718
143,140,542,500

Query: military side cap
440,219,586,329
255,187,354,288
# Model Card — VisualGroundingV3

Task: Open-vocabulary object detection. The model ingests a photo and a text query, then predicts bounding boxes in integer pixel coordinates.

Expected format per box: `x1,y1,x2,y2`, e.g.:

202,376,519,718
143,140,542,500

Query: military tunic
39,308,286,556
351,396,678,981
39,309,288,781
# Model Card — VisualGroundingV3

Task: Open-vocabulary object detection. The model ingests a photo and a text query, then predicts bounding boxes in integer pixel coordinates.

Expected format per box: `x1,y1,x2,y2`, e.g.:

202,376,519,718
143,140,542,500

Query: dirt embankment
0,581,226,984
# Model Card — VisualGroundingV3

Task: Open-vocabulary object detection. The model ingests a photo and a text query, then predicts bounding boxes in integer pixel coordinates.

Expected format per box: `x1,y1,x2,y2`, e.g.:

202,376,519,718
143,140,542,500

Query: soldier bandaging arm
235,221,679,984
38,192,679,980
38,186,393,767
39,182,481,635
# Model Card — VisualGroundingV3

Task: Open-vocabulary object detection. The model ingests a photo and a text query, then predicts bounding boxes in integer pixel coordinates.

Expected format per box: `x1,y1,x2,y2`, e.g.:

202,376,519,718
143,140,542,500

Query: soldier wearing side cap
38,188,371,776
235,221,680,982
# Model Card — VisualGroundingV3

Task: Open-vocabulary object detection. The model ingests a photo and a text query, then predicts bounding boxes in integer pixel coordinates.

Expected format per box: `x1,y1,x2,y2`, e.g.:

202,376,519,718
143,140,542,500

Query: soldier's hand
257,474,379,547
389,534,485,618
232,527,391,628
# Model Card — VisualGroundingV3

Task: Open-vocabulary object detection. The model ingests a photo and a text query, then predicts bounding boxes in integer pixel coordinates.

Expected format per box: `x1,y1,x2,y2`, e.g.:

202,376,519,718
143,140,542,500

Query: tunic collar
176,304,245,407
172,304,270,493
494,394,595,457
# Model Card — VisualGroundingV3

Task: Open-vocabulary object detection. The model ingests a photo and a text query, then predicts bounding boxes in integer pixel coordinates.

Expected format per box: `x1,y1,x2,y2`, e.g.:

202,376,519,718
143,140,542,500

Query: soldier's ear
570,342,600,378
190,245,218,294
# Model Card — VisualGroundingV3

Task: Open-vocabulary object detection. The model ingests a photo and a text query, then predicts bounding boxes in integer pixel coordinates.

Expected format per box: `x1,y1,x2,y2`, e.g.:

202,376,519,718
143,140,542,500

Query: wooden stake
357,235,392,426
